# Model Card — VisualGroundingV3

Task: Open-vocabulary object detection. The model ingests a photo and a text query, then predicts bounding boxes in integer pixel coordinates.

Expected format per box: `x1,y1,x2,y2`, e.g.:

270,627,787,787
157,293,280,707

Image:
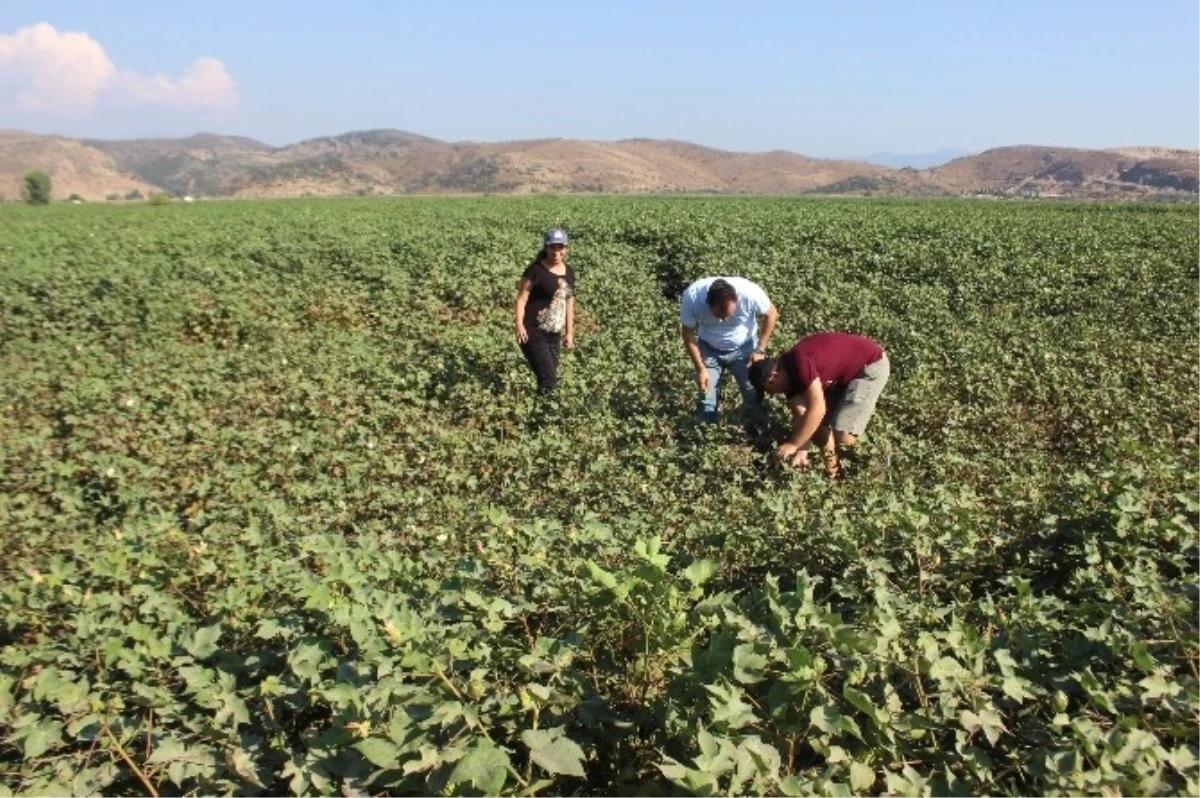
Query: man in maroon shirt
749,332,890,475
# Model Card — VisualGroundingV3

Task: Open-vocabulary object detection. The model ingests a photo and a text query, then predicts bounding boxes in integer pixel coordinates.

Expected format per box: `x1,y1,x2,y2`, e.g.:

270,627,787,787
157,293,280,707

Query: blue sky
1,0,1196,155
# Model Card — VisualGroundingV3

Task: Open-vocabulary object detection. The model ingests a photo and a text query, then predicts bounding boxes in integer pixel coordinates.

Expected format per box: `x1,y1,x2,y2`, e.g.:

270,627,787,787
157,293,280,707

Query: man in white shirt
679,277,779,424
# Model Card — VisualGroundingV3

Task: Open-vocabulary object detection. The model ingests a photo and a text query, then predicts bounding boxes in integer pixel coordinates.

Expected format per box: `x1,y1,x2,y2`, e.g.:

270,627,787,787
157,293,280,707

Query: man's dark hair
705,279,737,308
749,357,776,403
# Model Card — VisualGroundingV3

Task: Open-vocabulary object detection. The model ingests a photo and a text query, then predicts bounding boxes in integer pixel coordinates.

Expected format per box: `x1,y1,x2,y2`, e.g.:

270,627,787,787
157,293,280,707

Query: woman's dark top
522,261,576,338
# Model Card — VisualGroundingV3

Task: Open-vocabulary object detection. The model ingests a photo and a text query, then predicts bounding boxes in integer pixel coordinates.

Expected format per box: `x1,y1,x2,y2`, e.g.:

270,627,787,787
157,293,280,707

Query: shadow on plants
617,228,704,302
423,344,507,398
605,381,678,426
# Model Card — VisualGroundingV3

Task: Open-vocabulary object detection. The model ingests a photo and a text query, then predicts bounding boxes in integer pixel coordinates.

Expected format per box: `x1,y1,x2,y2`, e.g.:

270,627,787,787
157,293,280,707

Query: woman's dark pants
520,333,561,394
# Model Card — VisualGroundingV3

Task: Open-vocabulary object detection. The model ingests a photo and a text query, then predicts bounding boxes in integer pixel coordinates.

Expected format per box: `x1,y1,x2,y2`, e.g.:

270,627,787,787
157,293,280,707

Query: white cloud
116,57,238,110
0,22,237,115
0,22,116,112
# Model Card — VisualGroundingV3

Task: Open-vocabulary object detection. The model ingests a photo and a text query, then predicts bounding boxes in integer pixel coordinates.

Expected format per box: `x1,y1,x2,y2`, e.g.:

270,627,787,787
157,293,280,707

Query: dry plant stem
432,663,494,743
1163,615,1200,680
912,654,930,710
519,614,537,649
81,736,101,772
101,720,159,798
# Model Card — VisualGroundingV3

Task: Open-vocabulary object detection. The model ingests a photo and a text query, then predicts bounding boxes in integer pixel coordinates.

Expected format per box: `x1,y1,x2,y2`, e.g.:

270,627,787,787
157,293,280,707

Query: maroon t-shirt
781,332,884,397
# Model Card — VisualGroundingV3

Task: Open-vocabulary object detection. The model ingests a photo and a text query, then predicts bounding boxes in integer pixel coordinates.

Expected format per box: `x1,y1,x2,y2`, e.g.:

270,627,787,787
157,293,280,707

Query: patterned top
521,261,576,337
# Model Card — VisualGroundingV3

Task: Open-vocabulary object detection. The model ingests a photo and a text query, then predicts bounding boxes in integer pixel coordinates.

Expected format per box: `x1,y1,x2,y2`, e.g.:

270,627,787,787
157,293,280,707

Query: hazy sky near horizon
1,0,1196,156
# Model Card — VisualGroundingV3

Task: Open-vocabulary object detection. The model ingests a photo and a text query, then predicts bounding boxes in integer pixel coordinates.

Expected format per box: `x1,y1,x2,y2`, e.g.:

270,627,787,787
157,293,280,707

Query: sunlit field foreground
1,197,1197,796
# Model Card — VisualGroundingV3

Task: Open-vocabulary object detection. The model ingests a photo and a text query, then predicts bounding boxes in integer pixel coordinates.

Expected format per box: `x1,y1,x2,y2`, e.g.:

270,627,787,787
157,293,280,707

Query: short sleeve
797,354,817,390
566,268,577,292
744,281,771,314
521,262,538,282
783,347,814,396
679,288,699,326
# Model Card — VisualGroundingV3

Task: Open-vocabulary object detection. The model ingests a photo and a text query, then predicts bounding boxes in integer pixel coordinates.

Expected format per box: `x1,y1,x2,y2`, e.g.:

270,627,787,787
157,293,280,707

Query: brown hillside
0,132,156,201
931,146,1120,190
1,130,1195,200
608,141,906,193
930,145,1198,195
227,137,901,197
1106,146,1197,160
86,133,278,197
275,129,441,158
1116,157,1199,193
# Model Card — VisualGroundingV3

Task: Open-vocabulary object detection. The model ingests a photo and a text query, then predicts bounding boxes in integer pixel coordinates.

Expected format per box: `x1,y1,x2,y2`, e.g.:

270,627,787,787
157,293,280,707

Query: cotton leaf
23,720,63,759
849,761,875,792
188,624,222,659
355,737,401,769
683,558,719,586
447,740,510,794
960,709,1005,745
522,727,586,778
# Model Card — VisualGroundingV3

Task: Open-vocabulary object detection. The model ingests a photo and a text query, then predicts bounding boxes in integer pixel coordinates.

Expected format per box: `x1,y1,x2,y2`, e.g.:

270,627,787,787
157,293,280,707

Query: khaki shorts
825,354,890,436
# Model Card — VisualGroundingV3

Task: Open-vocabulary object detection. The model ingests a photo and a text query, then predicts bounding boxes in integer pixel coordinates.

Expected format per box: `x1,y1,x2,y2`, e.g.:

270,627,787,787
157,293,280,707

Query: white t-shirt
679,276,772,350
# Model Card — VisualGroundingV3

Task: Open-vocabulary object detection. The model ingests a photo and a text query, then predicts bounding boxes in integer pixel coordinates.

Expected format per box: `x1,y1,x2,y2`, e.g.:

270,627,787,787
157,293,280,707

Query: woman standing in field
514,228,576,394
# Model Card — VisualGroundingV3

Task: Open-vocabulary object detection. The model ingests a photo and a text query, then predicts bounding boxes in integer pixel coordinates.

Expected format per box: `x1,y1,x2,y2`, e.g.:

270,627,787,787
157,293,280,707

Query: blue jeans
696,339,758,423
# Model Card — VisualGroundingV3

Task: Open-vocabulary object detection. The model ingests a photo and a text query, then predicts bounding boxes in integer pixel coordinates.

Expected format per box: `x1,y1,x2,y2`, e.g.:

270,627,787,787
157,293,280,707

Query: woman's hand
516,324,529,344
565,333,575,350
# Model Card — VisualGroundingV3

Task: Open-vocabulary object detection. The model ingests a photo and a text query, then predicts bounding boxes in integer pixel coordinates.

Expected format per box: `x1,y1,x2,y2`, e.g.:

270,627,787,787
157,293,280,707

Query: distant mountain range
845,149,974,169
0,129,1195,201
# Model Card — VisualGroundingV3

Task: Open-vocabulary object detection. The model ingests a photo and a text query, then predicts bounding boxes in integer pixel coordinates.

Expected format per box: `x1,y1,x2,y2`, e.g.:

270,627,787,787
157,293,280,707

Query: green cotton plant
0,196,1197,795
578,537,722,709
